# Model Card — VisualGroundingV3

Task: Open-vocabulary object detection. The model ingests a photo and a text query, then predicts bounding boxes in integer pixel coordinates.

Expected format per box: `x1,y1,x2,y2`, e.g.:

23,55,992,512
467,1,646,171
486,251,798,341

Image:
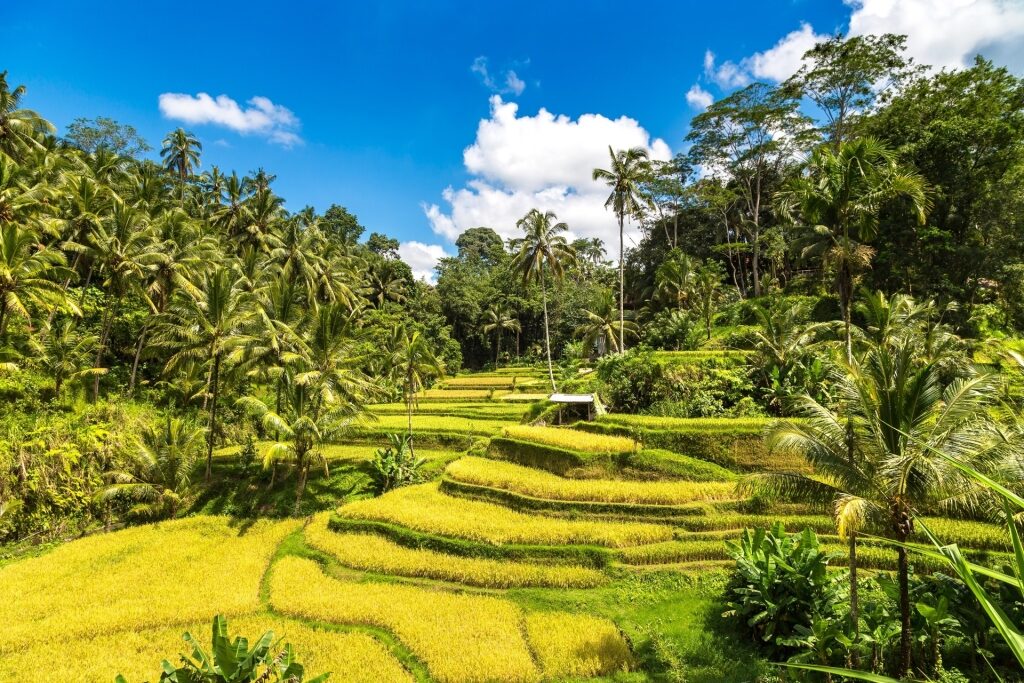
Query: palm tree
576,288,638,357
655,250,697,309
593,146,652,353
160,128,202,187
482,304,520,367
154,267,253,480
237,374,351,515
388,326,444,455
776,137,929,363
692,261,725,341
0,71,54,159
755,342,1003,676
32,320,103,400
0,223,76,339
511,209,576,391
97,416,206,519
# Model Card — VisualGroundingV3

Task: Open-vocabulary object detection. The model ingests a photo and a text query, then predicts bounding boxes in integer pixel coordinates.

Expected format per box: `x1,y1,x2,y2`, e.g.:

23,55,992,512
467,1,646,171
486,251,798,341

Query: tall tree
511,209,576,390
0,71,54,159
784,33,917,146
687,83,812,296
593,146,652,353
776,137,929,362
160,128,202,186
155,267,253,480
388,326,444,456
64,117,150,157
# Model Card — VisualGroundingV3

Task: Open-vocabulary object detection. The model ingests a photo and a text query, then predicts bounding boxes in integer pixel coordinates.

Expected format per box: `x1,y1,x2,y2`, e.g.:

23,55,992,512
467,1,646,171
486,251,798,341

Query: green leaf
780,662,903,681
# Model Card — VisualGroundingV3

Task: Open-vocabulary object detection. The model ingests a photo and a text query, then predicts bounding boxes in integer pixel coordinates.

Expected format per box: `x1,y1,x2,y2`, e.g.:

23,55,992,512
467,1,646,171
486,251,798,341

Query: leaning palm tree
593,146,652,354
776,137,929,363
160,128,202,187
576,288,638,357
511,209,576,391
97,416,206,520
753,342,1003,677
0,71,55,159
154,267,253,480
481,304,520,367
388,326,444,456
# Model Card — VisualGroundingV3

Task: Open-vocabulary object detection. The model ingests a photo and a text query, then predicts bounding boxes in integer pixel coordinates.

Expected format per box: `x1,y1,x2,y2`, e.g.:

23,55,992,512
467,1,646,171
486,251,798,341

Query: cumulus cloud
846,0,1024,71
423,96,671,251
158,92,303,147
704,50,750,88
398,240,450,283
471,57,528,96
685,84,714,110
703,24,828,89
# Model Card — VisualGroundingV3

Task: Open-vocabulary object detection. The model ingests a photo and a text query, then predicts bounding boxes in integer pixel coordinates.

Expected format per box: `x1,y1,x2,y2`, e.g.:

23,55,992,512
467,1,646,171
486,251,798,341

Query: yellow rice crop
0,516,299,653
304,514,606,588
500,393,549,402
416,389,492,399
442,376,517,387
337,483,671,547
504,425,637,454
446,456,737,505
270,556,539,682
363,414,512,434
525,612,633,678
0,615,412,683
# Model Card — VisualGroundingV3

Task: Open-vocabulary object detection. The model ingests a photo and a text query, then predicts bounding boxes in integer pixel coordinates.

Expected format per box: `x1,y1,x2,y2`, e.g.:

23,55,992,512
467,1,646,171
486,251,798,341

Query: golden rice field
359,413,512,435
416,389,495,400
446,456,737,505
525,611,634,679
500,392,550,402
0,516,298,652
337,483,673,547
503,425,638,454
270,556,632,683
441,375,518,387
1,616,413,683
304,514,607,588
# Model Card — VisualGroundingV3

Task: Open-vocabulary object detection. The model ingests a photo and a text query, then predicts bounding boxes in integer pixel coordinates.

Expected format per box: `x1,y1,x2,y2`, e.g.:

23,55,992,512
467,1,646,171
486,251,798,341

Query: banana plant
116,614,329,682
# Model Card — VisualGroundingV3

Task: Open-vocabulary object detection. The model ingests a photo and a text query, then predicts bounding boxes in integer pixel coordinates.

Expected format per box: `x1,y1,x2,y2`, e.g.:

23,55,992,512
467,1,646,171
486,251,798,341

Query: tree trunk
205,354,221,482
541,272,556,392
841,262,853,364
407,388,416,459
897,543,912,677
128,327,147,396
92,303,116,402
495,329,502,367
751,229,761,297
293,460,308,516
618,213,626,354
848,531,860,668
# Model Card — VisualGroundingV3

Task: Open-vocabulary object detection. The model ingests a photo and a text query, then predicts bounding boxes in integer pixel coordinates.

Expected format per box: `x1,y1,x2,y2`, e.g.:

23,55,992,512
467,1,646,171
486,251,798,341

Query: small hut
548,393,603,423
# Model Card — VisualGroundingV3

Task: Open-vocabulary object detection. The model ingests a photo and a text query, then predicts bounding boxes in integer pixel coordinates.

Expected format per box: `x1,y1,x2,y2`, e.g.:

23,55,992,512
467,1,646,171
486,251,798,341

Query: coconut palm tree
754,342,1003,677
160,128,202,185
655,249,697,309
0,223,76,338
388,326,444,456
32,320,103,400
576,288,638,357
692,261,726,341
511,209,576,390
593,146,652,353
154,267,254,480
482,304,520,367
0,71,54,159
776,137,929,363
237,373,352,515
97,416,206,519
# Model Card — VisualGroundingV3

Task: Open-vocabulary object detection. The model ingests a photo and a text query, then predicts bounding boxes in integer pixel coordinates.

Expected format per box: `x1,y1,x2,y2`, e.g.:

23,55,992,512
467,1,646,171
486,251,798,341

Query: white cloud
471,57,529,96
685,84,714,110
704,50,750,88
846,0,1024,71
398,241,450,283
158,92,303,147
748,23,828,81
423,96,671,252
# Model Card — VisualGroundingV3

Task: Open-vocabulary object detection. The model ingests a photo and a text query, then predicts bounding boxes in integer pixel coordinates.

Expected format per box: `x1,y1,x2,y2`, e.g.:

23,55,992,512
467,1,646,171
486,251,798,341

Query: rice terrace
3,2,1024,682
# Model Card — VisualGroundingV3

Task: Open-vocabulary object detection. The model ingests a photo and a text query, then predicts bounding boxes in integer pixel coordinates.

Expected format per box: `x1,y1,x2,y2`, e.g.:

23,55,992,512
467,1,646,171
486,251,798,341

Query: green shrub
724,523,843,657
487,437,605,476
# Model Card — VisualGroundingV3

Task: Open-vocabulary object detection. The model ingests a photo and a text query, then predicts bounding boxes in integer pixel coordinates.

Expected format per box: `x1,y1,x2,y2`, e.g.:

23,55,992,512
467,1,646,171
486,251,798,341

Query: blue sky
5,0,1023,278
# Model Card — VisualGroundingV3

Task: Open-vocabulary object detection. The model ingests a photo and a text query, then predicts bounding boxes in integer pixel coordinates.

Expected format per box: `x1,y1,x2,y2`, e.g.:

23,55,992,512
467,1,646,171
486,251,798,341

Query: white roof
548,393,595,404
